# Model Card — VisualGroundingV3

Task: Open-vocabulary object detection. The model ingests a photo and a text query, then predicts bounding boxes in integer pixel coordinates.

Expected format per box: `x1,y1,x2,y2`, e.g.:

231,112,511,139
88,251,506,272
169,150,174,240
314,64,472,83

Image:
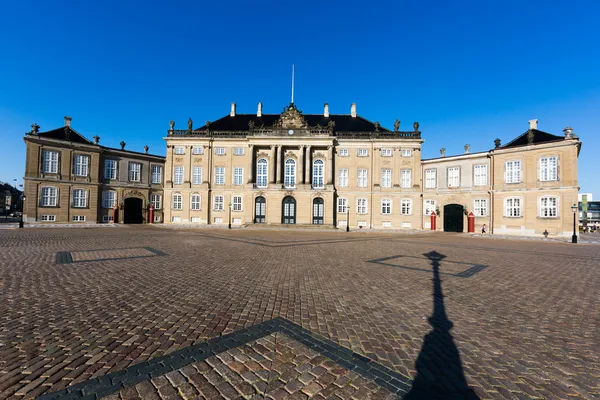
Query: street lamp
571,203,578,243
19,195,26,228
346,204,350,232
228,202,232,229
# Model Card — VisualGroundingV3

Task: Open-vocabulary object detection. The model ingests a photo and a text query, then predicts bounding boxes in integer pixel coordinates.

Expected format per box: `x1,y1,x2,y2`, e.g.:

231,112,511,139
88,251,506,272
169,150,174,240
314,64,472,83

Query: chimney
144,145,149,154
464,144,470,154
494,138,501,148
257,102,262,117
120,141,126,150
350,103,357,118
92,135,100,145
230,102,236,117
64,116,72,127
528,119,538,130
440,148,446,157
324,103,329,118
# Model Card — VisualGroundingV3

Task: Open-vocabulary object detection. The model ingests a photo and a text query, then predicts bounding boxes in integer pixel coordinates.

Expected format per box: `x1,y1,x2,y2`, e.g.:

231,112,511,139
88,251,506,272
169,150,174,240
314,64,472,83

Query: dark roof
34,126,92,144
501,129,564,149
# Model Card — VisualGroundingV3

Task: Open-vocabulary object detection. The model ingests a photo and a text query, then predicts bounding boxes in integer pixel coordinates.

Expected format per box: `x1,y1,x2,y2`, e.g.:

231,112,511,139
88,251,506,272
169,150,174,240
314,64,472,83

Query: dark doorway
124,198,144,224
255,196,266,223
312,197,324,225
443,204,464,232
282,196,296,224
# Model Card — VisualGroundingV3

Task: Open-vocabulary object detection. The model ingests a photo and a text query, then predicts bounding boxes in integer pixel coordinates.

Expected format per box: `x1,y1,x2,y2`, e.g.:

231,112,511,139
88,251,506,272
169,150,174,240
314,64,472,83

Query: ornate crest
125,190,144,198
284,190,294,196
273,103,308,129
314,152,326,159
284,151,297,159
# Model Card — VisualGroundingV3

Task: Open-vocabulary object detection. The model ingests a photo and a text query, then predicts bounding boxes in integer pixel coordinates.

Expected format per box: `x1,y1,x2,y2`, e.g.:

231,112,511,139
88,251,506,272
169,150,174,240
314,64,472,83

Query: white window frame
215,147,226,156
174,166,184,185
104,159,117,180
338,149,349,157
505,160,521,184
424,200,436,216
401,199,412,215
337,198,348,214
174,146,185,155
150,194,162,210
540,156,558,182
192,166,203,185
129,162,141,182
40,215,56,222
357,149,368,157
151,165,162,184
425,169,437,189
233,167,244,186
42,150,59,174
473,164,488,186
72,189,88,208
312,159,324,188
102,215,114,223
401,149,412,157
191,194,201,210
257,158,268,188
214,195,224,211
357,169,368,188
215,167,225,185
72,215,86,222
357,198,368,214
505,197,522,217
192,146,204,155
74,154,89,177
154,215,161,222
381,148,392,157
447,167,460,188
233,195,243,211
401,169,412,188
381,169,392,188
474,199,488,217
102,190,117,209
233,147,245,156
381,198,392,215
338,168,348,187
172,194,183,210
284,159,296,188
539,196,558,218
41,187,58,207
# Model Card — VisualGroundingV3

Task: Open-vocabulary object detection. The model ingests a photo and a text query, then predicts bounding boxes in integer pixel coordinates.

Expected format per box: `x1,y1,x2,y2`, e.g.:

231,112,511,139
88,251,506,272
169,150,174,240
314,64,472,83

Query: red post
468,211,475,233
430,211,437,231
149,204,154,224
113,205,119,224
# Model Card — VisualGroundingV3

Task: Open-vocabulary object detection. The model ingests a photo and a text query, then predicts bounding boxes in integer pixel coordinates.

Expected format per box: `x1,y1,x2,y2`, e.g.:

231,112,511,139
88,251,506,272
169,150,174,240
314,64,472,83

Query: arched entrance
124,198,144,224
255,196,266,223
282,196,296,224
313,197,324,224
443,204,464,232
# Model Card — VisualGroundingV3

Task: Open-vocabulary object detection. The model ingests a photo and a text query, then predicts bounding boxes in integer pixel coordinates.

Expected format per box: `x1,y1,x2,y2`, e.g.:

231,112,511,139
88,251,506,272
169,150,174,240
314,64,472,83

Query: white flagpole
291,64,295,104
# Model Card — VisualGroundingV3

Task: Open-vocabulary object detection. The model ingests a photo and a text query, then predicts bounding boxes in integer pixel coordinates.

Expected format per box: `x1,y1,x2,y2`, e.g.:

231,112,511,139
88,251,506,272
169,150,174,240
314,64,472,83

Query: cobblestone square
0,227,599,399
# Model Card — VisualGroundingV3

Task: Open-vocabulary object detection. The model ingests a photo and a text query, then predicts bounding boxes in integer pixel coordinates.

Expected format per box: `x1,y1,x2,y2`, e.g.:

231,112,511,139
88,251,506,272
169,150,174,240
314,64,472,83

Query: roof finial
291,64,295,104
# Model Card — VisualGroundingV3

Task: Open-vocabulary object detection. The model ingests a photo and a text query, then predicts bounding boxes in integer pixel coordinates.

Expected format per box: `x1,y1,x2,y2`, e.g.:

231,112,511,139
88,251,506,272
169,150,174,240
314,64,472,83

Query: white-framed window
338,149,349,157
380,169,392,188
401,169,412,188
425,169,436,189
41,187,58,207
191,194,201,210
234,147,245,156
172,216,181,223
447,167,460,188
74,155,89,176
233,167,244,185
337,198,348,214
338,169,348,187
215,167,225,185
381,198,392,214
150,194,161,210
42,150,59,173
381,148,392,157
474,199,488,217
284,159,296,187
401,199,412,215
174,146,185,155
214,195,224,211
102,190,117,208
357,149,368,157
154,215,161,222
474,165,488,186
424,200,436,215
215,147,226,155
129,163,141,182
257,158,268,188
192,146,203,155
401,149,412,157
72,215,85,222
505,197,522,217
540,156,558,181
102,215,114,223
357,169,368,188
72,189,87,208
505,160,521,184
151,165,162,184
192,166,203,184
233,195,243,211
357,198,368,214
540,196,558,217
104,159,117,180
40,215,56,222
382,221,392,228
214,217,223,224
174,166,184,185
312,159,324,188
172,194,183,210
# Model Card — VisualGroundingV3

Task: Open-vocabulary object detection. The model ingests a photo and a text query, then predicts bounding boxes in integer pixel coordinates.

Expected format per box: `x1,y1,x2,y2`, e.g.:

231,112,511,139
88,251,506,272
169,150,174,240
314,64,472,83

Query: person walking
481,224,486,234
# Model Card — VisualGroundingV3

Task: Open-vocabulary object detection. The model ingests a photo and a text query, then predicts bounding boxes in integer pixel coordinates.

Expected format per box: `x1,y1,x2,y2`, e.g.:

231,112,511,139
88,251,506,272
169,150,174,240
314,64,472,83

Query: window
172,194,183,210
214,217,223,224
192,146,203,155
424,200,436,215
214,195,224,211
401,199,412,215
102,191,117,208
234,147,245,156
129,163,141,182
284,159,296,187
357,149,368,157
540,196,558,217
357,169,368,188
151,165,162,184
41,187,58,207
42,150,59,173
216,147,226,155
474,199,488,217
215,167,225,185
381,199,392,214
233,196,242,211
312,159,324,188
401,169,412,188
174,146,185,155
505,160,521,184
540,157,558,181
505,197,522,217
381,148,392,157
154,215,161,222
337,198,348,214
338,149,349,157
401,149,412,157
40,215,56,222
257,158,268,188
425,169,437,189
382,221,392,228
151,194,161,210
234,167,244,185
74,155,89,176
381,169,392,188
172,216,181,223
338,169,348,187
105,160,117,180
447,167,460,188
174,166,184,184
102,215,114,223
72,215,85,222
72,189,87,208
191,194,201,210
193,166,203,184
357,198,368,214
474,165,488,186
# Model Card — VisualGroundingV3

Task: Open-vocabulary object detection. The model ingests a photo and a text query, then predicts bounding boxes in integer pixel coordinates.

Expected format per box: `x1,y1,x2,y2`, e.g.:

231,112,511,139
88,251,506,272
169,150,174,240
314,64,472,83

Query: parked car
9,211,22,217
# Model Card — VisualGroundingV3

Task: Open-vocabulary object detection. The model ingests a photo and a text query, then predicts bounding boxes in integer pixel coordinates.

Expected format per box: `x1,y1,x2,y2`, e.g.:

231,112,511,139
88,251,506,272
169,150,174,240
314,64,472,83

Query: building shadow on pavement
404,251,479,399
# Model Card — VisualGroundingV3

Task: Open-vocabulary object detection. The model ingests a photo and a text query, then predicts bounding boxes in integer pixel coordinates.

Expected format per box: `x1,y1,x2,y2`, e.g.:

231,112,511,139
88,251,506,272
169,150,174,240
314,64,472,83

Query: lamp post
346,204,350,232
228,202,232,229
571,203,578,243
19,195,25,228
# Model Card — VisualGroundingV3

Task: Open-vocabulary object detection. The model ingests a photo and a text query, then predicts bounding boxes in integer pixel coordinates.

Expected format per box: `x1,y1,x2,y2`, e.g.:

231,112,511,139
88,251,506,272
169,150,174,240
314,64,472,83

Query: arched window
257,158,268,188
312,159,324,188
284,159,296,188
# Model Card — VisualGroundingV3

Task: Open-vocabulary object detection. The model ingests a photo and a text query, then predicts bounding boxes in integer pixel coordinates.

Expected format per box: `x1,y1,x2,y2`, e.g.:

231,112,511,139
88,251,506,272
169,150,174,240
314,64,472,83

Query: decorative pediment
284,151,297,160
257,151,270,158
313,152,326,159
273,103,308,129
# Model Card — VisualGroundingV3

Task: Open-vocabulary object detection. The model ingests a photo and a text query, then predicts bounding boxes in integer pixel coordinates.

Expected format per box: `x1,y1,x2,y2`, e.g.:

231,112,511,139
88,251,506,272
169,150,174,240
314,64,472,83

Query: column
247,144,254,184
276,145,282,184
327,146,333,185
298,146,304,185
269,146,275,183
305,146,311,185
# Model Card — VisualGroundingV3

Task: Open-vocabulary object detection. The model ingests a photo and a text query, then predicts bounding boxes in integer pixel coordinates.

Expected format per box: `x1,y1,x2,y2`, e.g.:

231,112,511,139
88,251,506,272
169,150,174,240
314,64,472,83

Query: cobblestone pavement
0,227,599,399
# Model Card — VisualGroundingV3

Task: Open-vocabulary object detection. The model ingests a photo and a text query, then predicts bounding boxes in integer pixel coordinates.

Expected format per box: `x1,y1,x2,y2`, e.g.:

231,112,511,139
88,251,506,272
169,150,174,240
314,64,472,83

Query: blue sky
1,0,599,195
